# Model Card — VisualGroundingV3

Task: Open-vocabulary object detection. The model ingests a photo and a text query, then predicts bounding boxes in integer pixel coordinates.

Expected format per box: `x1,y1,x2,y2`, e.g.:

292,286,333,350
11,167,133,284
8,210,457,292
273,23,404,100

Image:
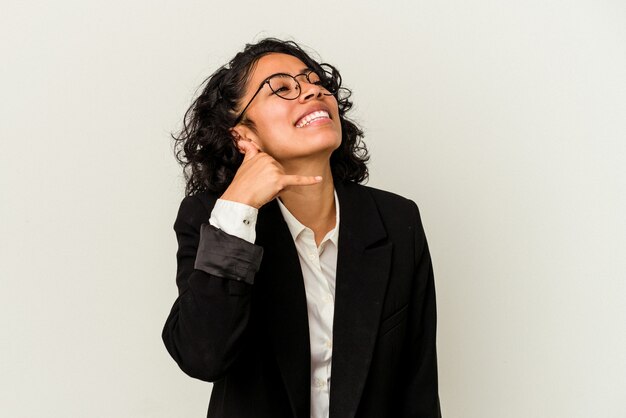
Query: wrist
220,191,258,208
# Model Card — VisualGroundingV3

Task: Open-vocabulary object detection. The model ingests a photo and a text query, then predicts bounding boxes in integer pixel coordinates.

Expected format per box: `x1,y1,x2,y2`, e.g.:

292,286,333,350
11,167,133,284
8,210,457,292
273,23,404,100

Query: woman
162,38,442,418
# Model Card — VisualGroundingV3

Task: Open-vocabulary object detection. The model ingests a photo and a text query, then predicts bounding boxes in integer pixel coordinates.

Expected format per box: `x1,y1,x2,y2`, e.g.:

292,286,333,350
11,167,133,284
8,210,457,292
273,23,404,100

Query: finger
281,175,323,187
238,140,260,161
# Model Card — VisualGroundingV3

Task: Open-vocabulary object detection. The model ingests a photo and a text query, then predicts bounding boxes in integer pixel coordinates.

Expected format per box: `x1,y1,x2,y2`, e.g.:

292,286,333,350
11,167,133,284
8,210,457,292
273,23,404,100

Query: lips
295,110,331,128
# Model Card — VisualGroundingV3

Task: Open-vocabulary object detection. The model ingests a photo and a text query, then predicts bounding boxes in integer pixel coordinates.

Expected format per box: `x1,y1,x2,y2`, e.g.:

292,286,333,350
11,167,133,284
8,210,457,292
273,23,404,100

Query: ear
229,127,241,141
229,128,244,153
230,126,260,154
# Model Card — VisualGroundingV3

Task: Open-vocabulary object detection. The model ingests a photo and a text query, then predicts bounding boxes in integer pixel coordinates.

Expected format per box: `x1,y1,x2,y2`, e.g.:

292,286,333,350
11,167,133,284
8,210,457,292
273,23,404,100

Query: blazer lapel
329,181,393,418
255,200,310,418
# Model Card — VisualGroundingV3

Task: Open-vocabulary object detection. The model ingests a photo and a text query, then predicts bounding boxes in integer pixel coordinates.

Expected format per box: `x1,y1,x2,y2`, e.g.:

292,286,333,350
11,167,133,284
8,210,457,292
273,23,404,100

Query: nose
298,80,324,102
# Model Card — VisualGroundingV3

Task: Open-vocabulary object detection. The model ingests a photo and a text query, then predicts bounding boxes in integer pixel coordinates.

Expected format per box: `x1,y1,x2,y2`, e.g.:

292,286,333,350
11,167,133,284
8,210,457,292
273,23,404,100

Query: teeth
296,110,330,128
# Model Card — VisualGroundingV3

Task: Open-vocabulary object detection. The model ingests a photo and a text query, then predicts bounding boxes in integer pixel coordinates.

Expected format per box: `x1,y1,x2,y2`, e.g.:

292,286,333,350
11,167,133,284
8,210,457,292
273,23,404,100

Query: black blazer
163,180,441,418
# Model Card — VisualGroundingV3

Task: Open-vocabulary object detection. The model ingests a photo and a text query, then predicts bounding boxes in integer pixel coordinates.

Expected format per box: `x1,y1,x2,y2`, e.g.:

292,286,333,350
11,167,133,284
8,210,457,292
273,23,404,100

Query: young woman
162,38,442,418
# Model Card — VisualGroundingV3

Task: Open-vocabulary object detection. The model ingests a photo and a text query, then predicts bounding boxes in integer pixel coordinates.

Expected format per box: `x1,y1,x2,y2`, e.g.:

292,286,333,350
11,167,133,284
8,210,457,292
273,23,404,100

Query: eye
273,86,291,94
268,75,298,96
305,70,335,92
306,71,323,85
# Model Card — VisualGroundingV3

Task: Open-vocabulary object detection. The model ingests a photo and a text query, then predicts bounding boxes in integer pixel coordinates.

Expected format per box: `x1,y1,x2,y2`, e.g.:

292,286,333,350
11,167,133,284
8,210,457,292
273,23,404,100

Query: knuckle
275,178,285,190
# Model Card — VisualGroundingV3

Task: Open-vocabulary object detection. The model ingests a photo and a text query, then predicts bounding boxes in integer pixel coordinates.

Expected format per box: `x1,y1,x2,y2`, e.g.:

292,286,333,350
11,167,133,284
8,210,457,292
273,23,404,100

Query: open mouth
295,110,331,128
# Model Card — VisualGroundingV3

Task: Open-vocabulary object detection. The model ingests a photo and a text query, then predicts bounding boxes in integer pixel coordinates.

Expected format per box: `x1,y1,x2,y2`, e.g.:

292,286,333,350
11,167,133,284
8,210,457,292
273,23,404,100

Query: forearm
162,197,262,382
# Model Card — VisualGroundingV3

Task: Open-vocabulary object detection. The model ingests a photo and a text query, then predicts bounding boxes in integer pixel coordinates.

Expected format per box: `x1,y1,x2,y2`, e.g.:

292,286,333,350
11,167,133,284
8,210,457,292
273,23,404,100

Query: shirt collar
277,189,340,246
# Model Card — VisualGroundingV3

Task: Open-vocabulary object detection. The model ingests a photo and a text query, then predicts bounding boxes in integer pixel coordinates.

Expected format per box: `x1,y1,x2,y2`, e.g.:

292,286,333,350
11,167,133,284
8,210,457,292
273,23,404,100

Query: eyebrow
268,67,312,77
261,67,315,83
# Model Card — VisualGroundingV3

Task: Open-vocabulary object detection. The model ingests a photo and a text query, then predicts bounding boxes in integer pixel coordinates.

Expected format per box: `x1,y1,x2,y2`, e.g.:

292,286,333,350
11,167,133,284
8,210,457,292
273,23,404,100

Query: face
233,53,342,165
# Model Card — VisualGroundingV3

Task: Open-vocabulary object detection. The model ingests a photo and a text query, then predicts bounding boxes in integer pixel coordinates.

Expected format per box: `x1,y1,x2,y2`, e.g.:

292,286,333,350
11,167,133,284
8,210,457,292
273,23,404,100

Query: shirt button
325,340,333,349
308,252,316,261
243,219,250,225
313,378,326,388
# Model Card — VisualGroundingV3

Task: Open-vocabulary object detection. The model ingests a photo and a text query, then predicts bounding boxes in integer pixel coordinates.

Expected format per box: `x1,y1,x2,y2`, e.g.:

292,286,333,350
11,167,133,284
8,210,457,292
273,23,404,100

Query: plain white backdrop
1,0,625,417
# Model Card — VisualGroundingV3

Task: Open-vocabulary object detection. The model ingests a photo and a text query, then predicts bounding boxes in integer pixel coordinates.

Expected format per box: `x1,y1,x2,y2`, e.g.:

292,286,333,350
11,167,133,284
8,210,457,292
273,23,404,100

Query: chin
306,129,341,148
309,137,341,158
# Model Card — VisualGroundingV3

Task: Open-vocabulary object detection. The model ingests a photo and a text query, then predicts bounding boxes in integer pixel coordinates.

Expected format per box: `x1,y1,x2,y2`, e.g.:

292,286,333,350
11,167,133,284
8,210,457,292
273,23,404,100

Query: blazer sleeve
398,201,442,417
162,194,263,382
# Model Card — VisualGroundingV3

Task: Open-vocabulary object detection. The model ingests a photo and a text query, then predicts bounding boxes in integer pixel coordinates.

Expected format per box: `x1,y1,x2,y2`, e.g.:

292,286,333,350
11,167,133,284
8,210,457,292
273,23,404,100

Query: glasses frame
233,68,335,126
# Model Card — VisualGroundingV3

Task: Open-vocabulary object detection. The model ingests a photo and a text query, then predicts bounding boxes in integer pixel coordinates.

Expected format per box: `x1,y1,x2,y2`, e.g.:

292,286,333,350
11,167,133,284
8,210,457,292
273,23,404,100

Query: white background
1,0,625,417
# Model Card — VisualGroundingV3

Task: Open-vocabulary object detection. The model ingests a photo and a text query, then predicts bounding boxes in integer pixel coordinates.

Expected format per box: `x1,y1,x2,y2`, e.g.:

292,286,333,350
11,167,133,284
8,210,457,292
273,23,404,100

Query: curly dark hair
173,38,369,196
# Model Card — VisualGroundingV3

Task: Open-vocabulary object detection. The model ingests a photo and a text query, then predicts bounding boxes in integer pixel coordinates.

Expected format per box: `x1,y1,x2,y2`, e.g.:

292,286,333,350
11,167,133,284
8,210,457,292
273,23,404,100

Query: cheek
249,106,291,141
259,100,292,125
254,118,292,153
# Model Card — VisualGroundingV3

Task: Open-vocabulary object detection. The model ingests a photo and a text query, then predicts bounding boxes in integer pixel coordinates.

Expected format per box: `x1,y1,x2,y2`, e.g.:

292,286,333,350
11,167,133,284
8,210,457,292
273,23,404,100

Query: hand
220,139,322,209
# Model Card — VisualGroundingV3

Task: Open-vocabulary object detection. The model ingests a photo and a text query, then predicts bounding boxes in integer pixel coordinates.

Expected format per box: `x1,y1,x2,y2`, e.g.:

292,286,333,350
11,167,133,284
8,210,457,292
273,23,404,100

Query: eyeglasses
233,68,336,125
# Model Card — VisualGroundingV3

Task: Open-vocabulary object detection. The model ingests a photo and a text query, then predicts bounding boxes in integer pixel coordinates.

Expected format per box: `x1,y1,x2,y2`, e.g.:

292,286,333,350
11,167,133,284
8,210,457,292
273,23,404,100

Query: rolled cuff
209,199,258,243
194,224,264,285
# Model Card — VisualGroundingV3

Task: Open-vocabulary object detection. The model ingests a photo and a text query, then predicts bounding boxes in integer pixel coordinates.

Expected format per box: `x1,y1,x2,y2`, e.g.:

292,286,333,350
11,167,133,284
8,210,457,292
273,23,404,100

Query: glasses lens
305,70,321,84
314,69,337,94
267,75,300,99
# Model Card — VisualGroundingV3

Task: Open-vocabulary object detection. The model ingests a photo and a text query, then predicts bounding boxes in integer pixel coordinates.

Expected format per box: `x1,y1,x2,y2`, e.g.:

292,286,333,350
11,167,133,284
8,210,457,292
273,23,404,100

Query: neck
278,161,336,244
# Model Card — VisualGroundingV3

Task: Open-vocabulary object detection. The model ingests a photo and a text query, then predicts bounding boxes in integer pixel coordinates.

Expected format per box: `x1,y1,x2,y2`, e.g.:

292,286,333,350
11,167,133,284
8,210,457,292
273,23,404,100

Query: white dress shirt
209,193,340,418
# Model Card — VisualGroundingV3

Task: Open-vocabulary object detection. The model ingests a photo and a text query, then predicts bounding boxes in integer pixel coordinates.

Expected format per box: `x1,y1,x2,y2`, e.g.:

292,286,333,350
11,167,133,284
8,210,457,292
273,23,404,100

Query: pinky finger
282,175,323,188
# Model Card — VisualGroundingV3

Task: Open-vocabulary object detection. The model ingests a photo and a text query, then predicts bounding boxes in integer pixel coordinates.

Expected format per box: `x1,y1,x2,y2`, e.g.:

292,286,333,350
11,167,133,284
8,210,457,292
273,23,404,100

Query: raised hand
220,139,322,209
